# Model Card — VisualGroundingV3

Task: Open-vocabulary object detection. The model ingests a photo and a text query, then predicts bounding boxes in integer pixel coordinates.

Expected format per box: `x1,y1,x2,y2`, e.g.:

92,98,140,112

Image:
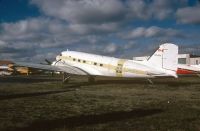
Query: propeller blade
45,59,52,65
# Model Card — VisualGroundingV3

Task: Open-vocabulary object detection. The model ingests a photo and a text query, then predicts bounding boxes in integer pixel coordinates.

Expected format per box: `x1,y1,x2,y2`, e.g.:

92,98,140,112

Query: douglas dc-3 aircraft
13,43,178,82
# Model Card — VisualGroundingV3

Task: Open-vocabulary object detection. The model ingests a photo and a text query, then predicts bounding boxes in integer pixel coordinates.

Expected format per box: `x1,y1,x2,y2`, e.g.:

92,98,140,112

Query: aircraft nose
56,56,61,61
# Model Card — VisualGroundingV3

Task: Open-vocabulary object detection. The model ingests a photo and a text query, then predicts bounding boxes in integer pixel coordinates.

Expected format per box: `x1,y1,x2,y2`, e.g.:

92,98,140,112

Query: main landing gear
88,76,95,83
147,78,154,84
62,73,71,83
62,73,95,83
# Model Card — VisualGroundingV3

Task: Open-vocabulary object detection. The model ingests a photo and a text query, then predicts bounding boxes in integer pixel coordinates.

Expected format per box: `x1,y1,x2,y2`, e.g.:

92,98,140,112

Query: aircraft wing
13,62,88,75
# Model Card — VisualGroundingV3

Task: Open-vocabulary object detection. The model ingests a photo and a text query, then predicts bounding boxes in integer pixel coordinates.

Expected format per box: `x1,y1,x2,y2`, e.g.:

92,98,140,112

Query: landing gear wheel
147,79,154,84
63,73,70,83
88,76,95,83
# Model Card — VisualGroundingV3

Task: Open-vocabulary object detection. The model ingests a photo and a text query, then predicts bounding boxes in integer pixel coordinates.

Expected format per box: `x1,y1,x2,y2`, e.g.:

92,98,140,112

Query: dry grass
0,75,200,131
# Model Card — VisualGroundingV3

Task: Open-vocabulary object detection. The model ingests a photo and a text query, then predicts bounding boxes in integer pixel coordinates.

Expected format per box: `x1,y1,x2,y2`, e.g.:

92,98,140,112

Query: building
133,54,200,65
189,55,200,65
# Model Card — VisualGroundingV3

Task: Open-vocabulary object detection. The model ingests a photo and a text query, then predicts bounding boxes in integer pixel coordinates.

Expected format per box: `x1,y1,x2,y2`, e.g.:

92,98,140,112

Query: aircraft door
115,59,126,77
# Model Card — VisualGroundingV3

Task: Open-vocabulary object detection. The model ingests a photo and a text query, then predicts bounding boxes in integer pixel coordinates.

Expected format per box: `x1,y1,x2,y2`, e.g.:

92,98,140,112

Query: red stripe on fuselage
176,68,197,75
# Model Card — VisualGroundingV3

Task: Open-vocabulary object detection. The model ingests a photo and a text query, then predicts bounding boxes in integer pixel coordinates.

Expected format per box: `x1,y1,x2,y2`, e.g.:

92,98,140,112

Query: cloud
0,18,69,61
176,5,200,24
119,26,185,39
179,44,200,55
126,0,171,20
0,0,200,62
126,0,187,20
30,0,188,26
0,40,6,46
0,17,122,61
104,43,118,54
68,22,120,35
150,0,187,20
31,0,126,24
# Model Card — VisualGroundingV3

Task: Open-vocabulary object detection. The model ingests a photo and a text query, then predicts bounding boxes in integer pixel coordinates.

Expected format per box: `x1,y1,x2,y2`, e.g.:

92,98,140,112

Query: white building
189,55,200,65
133,54,200,65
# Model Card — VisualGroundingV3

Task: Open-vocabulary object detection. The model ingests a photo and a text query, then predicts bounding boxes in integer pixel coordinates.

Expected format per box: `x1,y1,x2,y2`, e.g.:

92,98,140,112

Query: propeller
45,59,52,65
40,59,52,65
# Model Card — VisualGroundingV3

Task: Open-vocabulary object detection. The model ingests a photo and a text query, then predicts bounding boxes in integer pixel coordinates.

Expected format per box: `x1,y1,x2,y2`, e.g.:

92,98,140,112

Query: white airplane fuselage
52,50,176,78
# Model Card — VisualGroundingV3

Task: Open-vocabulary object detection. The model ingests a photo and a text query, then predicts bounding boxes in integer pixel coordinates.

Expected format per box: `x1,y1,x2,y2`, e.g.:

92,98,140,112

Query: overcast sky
0,0,200,62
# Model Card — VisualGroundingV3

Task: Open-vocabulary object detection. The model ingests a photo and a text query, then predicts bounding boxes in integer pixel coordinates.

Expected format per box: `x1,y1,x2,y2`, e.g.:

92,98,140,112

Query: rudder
147,43,178,72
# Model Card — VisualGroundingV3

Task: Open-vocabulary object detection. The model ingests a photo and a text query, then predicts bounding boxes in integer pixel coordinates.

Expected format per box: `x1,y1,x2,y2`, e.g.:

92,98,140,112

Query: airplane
0,61,51,76
177,64,200,75
12,43,178,83
191,64,200,69
0,65,9,70
0,65,13,76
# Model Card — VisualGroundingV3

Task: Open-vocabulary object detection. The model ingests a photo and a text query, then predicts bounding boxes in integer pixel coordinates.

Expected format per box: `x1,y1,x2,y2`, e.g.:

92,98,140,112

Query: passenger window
78,59,81,62
83,60,86,63
73,58,76,61
94,62,97,65
100,64,103,66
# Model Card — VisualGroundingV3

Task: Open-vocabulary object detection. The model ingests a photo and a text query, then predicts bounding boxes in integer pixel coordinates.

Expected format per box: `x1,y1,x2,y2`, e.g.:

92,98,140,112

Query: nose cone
56,55,61,61
51,61,56,66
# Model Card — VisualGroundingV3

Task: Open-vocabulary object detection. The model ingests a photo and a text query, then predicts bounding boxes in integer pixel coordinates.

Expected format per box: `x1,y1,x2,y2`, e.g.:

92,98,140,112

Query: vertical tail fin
147,43,178,77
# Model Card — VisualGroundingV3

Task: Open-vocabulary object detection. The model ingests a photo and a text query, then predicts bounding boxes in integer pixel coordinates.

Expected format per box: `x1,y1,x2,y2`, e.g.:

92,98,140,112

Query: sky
0,0,200,62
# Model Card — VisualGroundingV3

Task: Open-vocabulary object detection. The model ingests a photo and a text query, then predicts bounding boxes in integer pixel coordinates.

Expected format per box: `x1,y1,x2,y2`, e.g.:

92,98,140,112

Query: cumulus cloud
125,0,187,20
179,44,200,55
119,26,185,39
31,0,188,23
31,0,126,24
0,17,115,49
126,0,172,20
0,0,199,61
0,17,121,61
176,5,200,24
0,40,6,47
68,22,120,35
150,0,187,20
104,43,118,54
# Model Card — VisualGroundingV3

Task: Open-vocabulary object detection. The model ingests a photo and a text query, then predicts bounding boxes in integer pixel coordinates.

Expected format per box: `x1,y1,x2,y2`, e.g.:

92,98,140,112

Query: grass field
0,75,200,131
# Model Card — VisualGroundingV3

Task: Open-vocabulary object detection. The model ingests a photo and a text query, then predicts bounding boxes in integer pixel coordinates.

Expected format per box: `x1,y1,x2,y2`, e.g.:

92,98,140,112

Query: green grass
0,76,200,131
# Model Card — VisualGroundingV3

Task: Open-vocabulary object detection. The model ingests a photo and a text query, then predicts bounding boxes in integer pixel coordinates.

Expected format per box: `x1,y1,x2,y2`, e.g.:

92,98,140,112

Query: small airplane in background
177,64,200,75
191,64,200,69
12,43,178,83
0,61,47,76
0,65,9,70
0,65,12,76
